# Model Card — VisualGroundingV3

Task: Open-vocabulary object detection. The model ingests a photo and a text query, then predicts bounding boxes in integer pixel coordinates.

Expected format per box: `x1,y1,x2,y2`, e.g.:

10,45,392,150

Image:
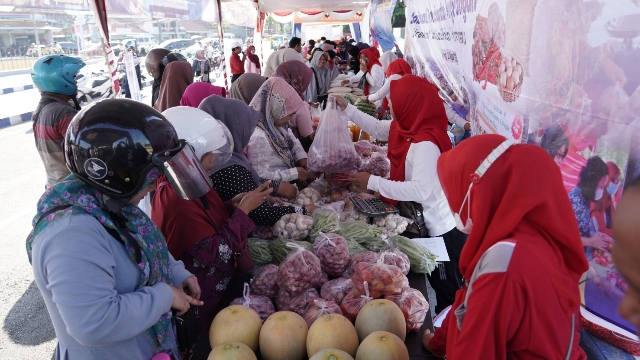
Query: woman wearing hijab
591,161,621,237
244,45,261,74
192,49,211,82
540,123,570,167
228,73,268,105
153,107,272,332
343,47,384,98
379,51,398,73
180,82,226,108
272,60,315,151
368,58,412,117
347,44,361,73
325,49,342,79
336,75,465,314
200,95,317,226
424,134,589,360
568,156,613,256
153,61,193,112
28,100,203,360
305,51,333,106
263,47,306,77
246,77,309,184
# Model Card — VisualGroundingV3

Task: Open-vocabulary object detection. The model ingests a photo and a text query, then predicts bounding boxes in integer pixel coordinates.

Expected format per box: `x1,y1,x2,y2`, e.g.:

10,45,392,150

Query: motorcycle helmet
31,55,86,95
145,48,170,79
64,99,212,208
161,106,234,168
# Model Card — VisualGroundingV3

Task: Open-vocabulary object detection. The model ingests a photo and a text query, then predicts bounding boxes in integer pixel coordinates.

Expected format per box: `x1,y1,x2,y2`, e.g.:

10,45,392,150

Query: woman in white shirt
342,47,384,97
336,75,466,314
247,77,309,184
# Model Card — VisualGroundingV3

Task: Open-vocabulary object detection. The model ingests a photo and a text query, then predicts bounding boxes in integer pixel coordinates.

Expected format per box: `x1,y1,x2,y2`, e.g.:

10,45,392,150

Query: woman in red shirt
424,134,588,360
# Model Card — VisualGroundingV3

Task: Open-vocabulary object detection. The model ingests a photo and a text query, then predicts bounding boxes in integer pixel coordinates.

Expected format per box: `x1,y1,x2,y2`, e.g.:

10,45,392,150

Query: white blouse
344,104,456,236
246,127,307,182
367,74,402,103
348,64,384,95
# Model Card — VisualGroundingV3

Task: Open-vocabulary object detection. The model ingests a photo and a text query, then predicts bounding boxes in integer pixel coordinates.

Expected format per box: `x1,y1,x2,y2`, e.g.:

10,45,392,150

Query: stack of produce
294,187,321,206
272,213,314,240
231,283,276,322
250,264,279,299
373,214,410,239
269,238,312,265
309,208,341,239
248,238,272,266
312,233,351,277
328,74,354,96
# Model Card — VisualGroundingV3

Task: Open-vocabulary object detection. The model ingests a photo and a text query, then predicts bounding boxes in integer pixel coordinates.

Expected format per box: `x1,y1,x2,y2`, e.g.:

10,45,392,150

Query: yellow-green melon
355,331,409,360
355,299,406,342
259,311,308,360
309,348,355,360
307,314,359,358
209,305,262,353
207,342,257,360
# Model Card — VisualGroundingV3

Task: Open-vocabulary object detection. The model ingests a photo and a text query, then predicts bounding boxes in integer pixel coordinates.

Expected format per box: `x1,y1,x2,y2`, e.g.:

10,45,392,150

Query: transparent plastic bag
321,277,354,305
343,251,379,279
352,255,405,298
276,242,322,294
373,214,410,239
313,271,329,289
308,97,361,173
363,152,390,178
304,298,343,328
341,281,374,322
380,249,411,276
312,233,351,277
272,213,314,240
250,264,279,299
294,187,322,206
385,288,430,332
231,283,276,322
307,178,333,198
276,287,320,315
309,208,341,239
354,140,374,157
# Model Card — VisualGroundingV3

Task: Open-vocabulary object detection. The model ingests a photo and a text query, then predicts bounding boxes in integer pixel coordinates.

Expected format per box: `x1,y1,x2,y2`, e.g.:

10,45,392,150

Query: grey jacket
31,213,192,360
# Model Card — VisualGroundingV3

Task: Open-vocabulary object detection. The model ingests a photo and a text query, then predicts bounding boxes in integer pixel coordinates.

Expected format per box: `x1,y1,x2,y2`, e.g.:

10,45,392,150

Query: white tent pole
215,0,228,93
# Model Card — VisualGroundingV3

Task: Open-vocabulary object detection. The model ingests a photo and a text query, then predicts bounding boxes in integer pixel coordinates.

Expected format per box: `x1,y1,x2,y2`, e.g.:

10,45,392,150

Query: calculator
350,195,399,217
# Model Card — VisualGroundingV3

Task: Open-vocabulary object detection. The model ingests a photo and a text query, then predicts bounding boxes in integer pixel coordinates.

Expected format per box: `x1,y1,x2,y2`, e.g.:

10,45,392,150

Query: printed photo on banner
404,0,640,349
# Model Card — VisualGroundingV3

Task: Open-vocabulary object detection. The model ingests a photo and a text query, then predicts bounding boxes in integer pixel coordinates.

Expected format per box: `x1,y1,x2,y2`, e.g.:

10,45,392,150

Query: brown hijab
153,61,193,112
228,73,268,105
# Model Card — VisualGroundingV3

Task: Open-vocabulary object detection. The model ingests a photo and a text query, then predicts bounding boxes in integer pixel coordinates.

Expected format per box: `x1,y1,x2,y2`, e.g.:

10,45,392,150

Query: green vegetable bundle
309,208,341,240
248,238,272,266
388,235,438,274
361,236,392,252
346,238,367,256
269,238,313,265
337,221,383,244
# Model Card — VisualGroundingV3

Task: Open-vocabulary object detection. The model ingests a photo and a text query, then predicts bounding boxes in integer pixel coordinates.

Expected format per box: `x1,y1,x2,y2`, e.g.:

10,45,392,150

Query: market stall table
189,271,438,360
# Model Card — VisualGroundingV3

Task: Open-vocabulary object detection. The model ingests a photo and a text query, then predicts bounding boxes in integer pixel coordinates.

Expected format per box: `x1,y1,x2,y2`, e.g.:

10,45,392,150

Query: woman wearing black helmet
27,99,207,359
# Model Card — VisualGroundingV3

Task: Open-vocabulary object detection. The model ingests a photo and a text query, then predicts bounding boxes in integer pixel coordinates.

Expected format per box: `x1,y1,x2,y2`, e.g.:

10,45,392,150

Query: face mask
454,185,473,234
607,182,619,196
594,188,604,201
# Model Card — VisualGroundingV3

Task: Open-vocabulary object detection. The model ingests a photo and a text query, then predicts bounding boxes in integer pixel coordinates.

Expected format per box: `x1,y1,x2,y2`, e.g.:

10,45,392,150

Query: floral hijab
249,77,305,168
26,170,178,356
272,60,313,99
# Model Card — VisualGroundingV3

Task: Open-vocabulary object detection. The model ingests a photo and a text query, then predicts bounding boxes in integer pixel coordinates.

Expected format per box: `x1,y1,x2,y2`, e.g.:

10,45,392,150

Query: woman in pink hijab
179,82,226,108
244,45,261,74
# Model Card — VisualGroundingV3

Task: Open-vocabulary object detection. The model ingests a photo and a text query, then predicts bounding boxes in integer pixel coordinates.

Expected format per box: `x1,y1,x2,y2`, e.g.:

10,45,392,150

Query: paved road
0,121,56,360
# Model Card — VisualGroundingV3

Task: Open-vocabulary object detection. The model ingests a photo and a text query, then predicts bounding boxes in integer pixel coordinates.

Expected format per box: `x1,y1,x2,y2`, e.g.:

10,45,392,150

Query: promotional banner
371,0,397,51
404,0,640,347
105,0,218,21
123,51,141,102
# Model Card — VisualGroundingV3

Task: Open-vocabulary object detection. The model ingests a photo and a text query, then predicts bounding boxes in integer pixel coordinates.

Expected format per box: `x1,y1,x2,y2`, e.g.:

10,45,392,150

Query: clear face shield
152,139,212,200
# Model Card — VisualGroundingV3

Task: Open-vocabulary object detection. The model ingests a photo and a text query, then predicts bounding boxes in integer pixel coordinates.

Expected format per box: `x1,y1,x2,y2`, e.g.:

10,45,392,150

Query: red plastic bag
381,249,411,276
341,281,374,322
308,97,361,174
231,283,276,322
352,255,404,298
250,264,279,299
277,287,320,315
276,242,322,294
304,298,343,327
313,233,351,277
343,251,379,279
321,277,354,305
385,288,430,332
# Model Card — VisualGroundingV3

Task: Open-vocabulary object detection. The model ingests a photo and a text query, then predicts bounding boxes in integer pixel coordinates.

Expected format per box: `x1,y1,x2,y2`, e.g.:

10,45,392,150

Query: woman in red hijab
152,107,271,332
368,58,413,118
342,47,384,97
424,134,588,359
337,75,465,314
244,45,261,74
590,161,621,237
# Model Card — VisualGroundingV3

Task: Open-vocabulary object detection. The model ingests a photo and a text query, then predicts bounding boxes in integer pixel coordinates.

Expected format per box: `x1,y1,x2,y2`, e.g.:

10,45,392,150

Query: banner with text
404,0,640,348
